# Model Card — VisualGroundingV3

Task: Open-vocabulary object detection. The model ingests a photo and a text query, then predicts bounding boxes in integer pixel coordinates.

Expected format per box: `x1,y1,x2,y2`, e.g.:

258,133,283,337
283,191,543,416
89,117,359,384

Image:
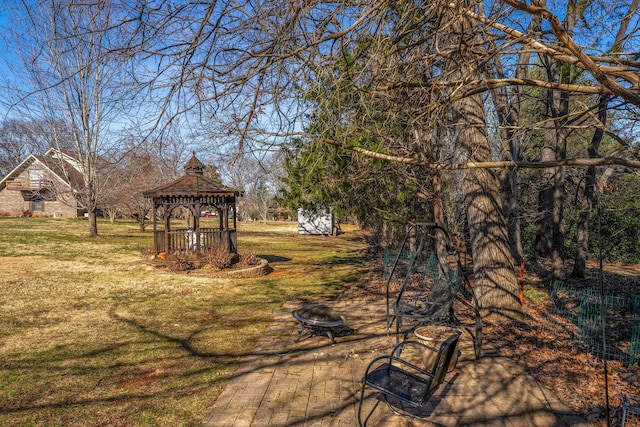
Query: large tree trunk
535,1,588,282
447,3,522,321
452,98,522,321
83,173,100,238
536,59,569,281
487,9,540,266
493,89,524,265
572,94,609,278
571,167,594,279
451,93,522,321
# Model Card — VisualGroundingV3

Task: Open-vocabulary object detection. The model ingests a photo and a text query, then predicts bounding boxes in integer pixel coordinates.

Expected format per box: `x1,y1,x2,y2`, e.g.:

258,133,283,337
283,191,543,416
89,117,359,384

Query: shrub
241,250,260,266
165,252,195,272
523,285,548,302
138,245,154,260
204,246,235,270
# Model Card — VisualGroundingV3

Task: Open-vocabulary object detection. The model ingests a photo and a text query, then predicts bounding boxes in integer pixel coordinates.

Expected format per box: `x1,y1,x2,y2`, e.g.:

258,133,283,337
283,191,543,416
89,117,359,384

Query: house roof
34,154,85,188
5,149,85,187
0,154,37,190
0,149,87,192
142,153,239,199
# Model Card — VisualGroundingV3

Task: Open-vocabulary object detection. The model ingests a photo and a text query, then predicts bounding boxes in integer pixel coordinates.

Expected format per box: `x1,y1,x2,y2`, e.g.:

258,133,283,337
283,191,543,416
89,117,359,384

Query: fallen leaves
485,296,639,425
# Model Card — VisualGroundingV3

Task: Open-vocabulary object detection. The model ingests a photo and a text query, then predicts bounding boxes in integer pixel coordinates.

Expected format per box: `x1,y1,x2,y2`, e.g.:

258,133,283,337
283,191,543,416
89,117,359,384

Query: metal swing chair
356,224,482,426
385,223,482,358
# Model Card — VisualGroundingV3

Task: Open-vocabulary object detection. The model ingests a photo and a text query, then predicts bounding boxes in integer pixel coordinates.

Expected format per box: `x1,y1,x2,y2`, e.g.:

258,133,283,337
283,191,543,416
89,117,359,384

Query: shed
143,153,240,259
297,208,334,235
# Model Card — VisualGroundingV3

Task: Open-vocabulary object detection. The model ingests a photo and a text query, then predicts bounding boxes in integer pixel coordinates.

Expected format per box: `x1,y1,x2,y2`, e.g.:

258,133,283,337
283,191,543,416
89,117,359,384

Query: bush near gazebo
160,247,261,273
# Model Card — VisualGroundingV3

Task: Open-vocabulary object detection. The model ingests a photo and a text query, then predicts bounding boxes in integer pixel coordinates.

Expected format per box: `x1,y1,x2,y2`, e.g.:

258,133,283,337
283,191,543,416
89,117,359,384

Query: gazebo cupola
184,154,205,175
143,153,240,259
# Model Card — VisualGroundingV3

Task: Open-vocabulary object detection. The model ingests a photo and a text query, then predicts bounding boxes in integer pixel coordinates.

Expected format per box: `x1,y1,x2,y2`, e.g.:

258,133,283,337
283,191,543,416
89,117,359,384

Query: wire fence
549,281,640,367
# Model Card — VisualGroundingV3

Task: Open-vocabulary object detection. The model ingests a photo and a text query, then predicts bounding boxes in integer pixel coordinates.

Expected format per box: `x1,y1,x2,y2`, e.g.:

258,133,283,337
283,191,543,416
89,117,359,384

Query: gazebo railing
154,228,237,255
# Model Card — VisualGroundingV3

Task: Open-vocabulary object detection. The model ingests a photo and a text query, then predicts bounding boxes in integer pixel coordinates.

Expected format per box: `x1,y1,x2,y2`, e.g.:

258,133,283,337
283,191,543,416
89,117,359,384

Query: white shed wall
297,208,334,235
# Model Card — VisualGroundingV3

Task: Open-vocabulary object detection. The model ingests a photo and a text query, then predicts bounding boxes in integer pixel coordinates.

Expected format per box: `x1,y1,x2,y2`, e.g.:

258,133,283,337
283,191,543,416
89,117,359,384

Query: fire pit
292,303,345,344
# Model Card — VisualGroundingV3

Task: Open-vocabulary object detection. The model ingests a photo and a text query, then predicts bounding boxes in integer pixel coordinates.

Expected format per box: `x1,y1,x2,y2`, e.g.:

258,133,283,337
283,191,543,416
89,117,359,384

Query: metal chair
357,330,461,426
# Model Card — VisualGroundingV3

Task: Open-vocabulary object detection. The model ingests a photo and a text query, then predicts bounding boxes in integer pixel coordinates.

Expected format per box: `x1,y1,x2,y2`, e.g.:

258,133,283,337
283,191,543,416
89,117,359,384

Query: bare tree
4,0,141,237
569,0,639,278
110,144,168,231
0,120,49,175
217,150,284,221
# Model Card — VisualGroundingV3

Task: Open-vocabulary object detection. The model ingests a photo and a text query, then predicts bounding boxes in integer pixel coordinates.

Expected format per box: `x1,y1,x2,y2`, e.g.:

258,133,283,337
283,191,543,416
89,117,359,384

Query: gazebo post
151,202,158,256
163,202,170,256
230,203,237,252
232,204,237,228
224,203,230,250
194,201,201,260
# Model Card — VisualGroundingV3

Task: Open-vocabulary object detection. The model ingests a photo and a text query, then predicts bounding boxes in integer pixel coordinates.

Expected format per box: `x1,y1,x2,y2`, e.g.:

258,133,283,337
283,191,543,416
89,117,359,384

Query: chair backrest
385,224,462,334
429,276,456,303
428,331,461,393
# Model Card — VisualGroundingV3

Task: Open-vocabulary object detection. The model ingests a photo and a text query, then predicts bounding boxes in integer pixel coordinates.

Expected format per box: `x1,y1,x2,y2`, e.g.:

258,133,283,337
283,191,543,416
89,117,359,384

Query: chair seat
363,363,435,407
395,299,451,319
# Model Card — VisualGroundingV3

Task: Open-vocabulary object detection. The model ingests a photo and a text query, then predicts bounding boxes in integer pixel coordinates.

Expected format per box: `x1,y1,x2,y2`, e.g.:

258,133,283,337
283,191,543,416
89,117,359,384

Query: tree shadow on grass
259,254,292,263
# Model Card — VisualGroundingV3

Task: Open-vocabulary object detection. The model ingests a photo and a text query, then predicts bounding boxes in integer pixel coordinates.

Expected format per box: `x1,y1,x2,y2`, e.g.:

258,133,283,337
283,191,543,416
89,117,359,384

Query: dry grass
0,218,369,426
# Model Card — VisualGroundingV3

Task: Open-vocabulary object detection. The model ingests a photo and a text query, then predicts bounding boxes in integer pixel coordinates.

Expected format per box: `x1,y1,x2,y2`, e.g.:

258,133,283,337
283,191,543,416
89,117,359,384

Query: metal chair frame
385,223,482,358
357,331,461,426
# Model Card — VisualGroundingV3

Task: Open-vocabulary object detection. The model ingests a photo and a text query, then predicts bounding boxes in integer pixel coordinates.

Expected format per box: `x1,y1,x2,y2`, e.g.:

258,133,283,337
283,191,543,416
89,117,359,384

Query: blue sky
0,4,25,120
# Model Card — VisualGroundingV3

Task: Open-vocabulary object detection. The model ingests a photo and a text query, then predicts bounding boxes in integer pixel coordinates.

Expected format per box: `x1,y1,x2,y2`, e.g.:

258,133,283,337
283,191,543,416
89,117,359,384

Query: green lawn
0,218,369,426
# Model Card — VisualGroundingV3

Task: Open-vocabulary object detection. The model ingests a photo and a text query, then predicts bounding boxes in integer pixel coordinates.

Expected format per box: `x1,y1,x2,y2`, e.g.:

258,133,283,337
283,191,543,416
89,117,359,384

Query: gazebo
143,153,241,259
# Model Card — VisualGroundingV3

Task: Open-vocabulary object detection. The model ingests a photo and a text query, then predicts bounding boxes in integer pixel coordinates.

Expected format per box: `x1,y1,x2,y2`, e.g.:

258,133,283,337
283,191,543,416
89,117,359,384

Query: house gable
0,150,82,217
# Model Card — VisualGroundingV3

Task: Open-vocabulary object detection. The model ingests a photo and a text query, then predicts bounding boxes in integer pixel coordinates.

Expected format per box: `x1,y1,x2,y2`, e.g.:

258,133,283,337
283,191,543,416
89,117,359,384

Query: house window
29,169,44,188
30,200,44,212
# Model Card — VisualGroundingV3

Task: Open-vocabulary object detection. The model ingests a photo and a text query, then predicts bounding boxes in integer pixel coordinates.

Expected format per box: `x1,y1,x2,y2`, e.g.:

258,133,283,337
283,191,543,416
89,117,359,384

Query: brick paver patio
203,299,590,426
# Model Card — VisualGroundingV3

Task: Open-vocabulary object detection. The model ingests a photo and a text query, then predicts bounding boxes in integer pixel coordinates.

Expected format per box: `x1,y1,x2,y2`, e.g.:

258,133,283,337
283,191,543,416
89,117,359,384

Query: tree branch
321,138,640,170
448,0,640,103
378,77,614,96
500,0,640,106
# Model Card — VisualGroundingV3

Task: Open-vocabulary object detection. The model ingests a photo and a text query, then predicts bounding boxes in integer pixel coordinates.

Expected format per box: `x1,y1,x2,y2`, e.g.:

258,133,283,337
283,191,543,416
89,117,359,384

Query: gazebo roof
143,153,239,199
